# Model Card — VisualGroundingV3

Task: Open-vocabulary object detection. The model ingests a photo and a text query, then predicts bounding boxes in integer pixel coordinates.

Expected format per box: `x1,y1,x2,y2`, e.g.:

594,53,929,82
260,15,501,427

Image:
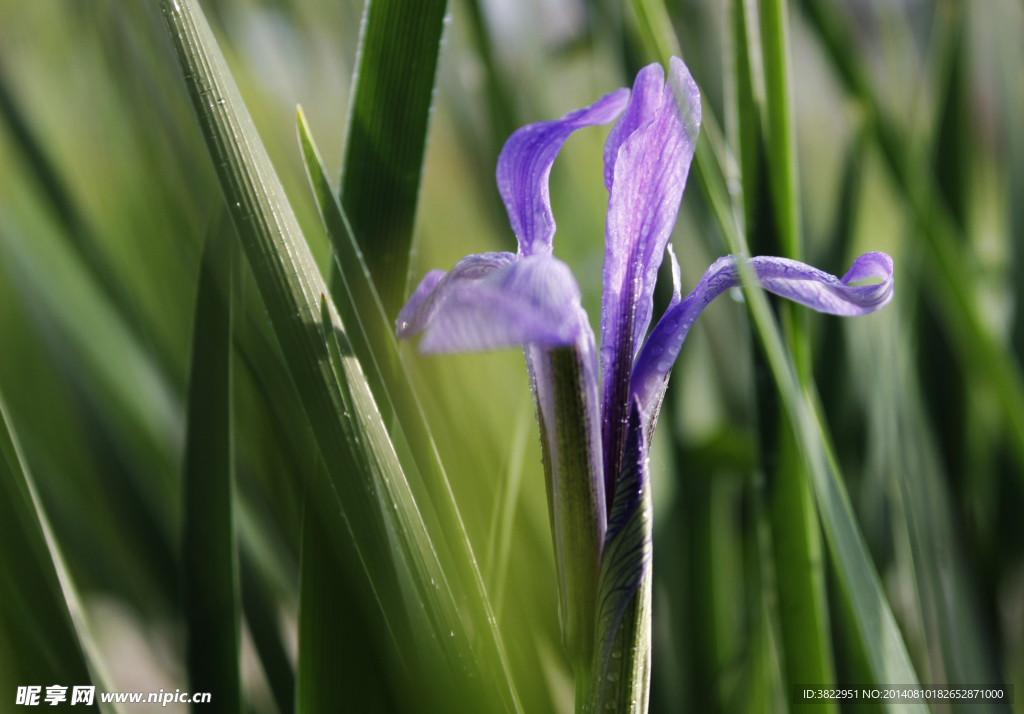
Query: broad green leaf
337,0,449,320
181,221,241,712
158,0,513,709
298,109,521,710
0,392,119,713
630,0,924,704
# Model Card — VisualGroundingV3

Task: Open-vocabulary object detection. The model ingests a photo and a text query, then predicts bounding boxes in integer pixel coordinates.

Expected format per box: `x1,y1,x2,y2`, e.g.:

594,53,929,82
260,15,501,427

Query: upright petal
602,63,666,193
599,57,701,501
497,89,630,257
630,252,895,426
397,253,594,353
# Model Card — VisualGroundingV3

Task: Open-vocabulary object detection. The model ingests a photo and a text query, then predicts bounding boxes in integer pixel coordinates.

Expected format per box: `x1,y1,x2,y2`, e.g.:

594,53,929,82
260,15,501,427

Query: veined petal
497,89,630,257
602,63,665,193
630,252,895,425
397,252,515,339
396,253,590,353
599,57,701,501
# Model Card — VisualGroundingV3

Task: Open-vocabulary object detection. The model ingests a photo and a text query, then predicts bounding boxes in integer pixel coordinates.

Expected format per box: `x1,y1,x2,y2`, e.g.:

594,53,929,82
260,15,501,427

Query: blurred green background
0,0,1022,711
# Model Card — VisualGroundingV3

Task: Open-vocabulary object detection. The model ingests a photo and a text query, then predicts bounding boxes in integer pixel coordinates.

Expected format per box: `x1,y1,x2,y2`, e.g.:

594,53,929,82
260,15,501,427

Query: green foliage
0,0,1022,712
337,0,449,320
182,221,241,713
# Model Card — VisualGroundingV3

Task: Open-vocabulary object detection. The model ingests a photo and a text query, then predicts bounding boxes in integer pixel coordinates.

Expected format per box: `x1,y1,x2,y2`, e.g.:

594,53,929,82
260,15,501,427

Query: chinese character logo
16,687,41,706
71,687,95,706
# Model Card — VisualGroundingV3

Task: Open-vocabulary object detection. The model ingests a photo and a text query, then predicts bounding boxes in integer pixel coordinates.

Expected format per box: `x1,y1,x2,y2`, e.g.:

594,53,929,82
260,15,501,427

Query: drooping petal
630,252,895,424
397,252,515,339
396,253,591,353
497,89,630,257
599,57,701,501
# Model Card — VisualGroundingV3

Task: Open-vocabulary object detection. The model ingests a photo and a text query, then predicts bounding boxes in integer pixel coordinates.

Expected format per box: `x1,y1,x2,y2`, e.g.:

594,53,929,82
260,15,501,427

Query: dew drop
650,344,663,357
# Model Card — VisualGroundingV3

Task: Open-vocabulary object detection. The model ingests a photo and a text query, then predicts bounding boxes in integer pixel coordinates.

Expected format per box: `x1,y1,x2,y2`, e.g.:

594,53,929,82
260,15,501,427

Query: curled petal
396,253,590,353
599,57,701,501
497,89,630,257
630,251,895,423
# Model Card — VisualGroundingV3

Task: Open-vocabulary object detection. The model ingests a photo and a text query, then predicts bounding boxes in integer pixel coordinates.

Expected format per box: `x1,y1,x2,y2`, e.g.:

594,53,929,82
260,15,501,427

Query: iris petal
396,252,515,340
599,57,701,501
396,253,593,353
630,252,895,424
496,89,630,257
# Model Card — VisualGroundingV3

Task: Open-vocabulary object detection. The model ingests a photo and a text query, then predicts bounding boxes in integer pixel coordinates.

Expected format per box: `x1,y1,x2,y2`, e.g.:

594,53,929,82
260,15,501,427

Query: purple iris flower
396,57,893,681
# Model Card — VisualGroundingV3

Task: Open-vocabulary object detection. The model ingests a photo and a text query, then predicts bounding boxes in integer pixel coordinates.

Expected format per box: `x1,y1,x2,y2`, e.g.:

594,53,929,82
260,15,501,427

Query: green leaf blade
339,0,449,320
158,2,514,709
299,108,522,714
0,395,119,713
181,222,241,713
627,0,925,703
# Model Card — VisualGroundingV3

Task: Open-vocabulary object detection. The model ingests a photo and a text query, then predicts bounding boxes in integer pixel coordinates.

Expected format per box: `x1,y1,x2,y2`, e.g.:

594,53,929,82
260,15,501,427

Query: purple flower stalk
396,57,893,704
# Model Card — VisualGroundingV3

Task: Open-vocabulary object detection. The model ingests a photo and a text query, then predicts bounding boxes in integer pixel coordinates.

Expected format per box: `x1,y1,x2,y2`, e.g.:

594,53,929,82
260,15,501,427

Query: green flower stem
537,347,604,704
